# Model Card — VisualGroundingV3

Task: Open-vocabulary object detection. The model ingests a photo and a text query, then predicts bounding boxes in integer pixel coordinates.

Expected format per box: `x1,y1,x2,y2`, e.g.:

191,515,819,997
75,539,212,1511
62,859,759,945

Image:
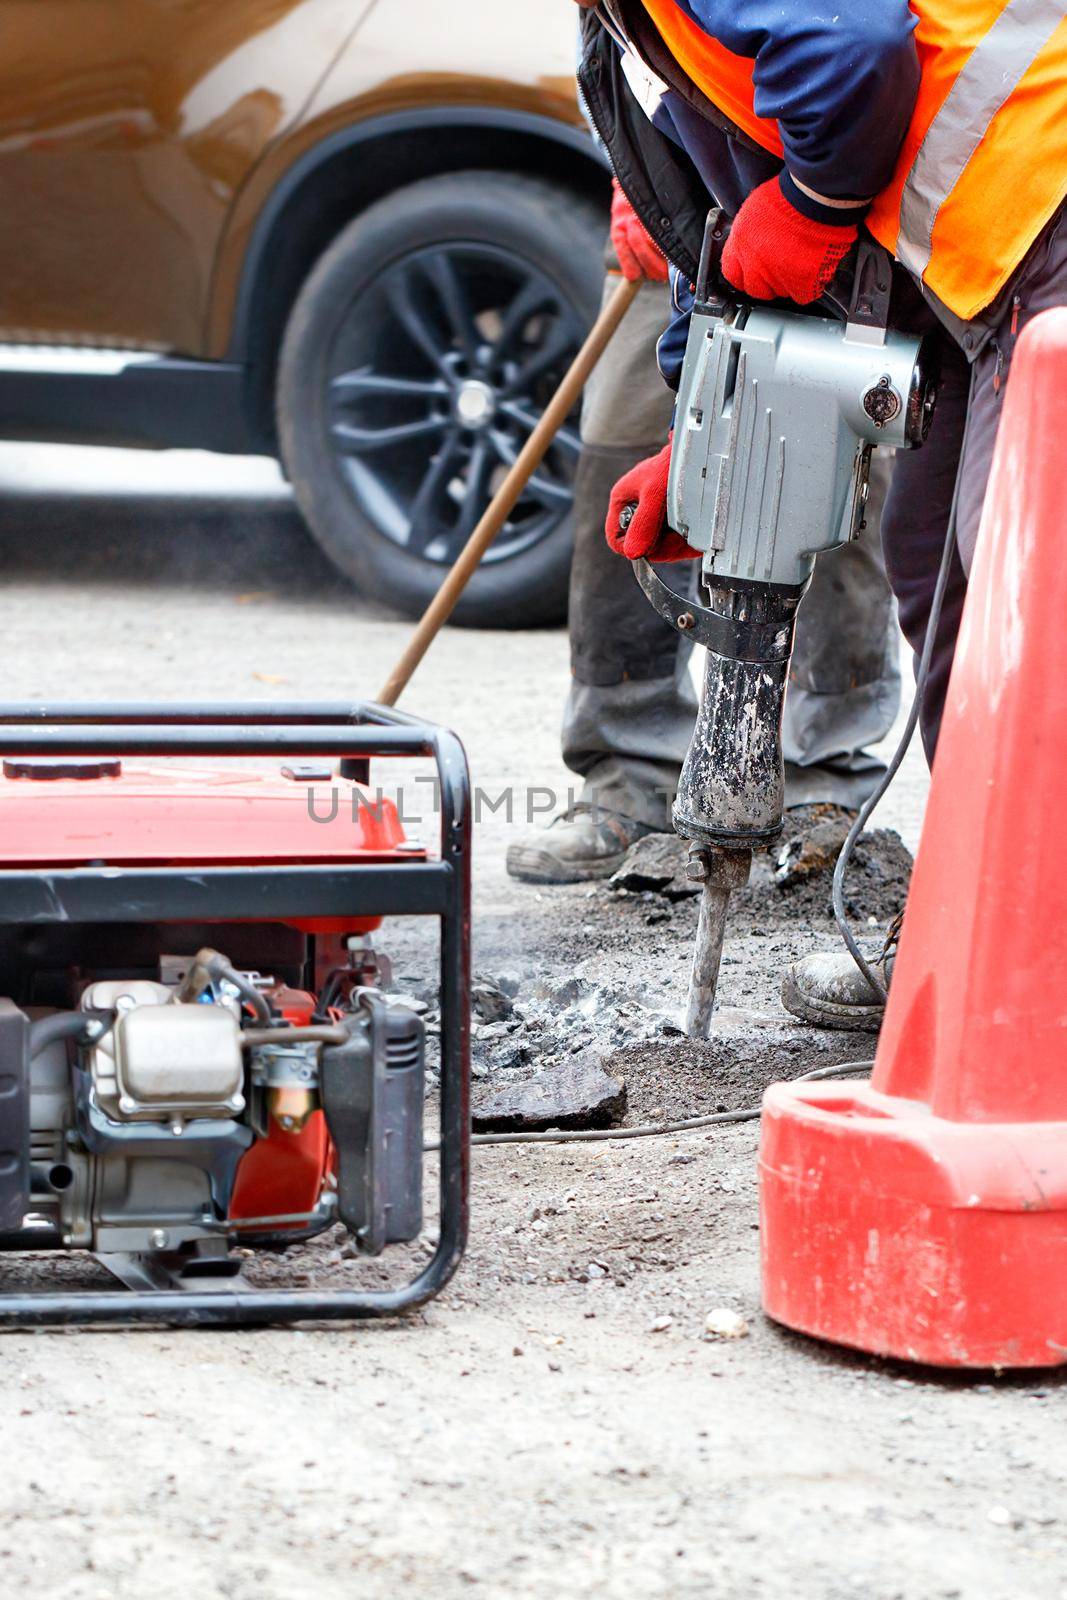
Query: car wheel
276,170,605,627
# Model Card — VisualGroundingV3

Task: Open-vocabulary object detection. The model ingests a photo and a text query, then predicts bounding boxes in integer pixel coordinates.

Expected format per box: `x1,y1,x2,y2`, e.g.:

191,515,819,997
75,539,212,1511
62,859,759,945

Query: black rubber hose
28,1010,110,1061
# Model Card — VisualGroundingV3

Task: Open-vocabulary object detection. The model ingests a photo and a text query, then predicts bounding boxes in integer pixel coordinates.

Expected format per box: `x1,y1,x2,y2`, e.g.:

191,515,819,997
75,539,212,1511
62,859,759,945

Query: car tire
276,170,605,628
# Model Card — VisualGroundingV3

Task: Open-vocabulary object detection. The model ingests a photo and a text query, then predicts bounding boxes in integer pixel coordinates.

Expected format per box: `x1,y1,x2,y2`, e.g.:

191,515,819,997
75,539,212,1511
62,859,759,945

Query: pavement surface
0,446,1062,1600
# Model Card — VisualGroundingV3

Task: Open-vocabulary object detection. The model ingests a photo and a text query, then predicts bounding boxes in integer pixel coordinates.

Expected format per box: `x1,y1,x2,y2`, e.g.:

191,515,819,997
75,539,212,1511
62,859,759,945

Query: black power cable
832,365,978,1001
424,1059,873,1150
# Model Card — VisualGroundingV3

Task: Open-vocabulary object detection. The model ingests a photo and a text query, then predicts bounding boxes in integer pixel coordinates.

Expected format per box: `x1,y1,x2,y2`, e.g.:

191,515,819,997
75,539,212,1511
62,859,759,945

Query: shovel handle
376,274,641,708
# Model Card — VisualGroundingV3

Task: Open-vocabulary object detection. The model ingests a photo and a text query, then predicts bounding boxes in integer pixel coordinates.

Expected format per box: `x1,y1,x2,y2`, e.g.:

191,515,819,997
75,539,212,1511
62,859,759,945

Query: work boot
506,805,654,885
780,912,903,1032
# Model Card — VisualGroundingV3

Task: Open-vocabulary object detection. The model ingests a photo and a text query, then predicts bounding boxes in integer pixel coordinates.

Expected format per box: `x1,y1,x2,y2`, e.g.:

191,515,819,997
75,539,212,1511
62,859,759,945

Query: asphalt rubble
391,815,914,1132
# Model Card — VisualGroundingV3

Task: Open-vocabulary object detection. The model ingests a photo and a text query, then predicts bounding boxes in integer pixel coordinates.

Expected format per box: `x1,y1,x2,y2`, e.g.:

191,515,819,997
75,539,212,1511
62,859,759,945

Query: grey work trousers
883,205,1067,763
562,273,901,830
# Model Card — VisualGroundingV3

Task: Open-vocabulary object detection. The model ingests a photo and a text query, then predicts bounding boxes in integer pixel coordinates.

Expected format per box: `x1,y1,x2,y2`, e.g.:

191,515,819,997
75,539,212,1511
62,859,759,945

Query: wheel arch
228,108,609,452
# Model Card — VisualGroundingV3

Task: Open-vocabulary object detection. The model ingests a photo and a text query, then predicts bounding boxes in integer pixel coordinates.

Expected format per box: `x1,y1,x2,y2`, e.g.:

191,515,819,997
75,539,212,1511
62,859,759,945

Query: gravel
0,452,1060,1600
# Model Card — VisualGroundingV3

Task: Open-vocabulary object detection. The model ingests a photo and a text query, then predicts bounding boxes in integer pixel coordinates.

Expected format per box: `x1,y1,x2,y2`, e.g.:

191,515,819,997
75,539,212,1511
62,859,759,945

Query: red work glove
722,175,858,305
610,178,669,283
605,439,698,563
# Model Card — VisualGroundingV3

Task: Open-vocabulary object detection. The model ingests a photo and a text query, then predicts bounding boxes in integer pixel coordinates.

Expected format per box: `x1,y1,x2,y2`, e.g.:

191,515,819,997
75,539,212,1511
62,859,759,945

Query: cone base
759,1079,1067,1368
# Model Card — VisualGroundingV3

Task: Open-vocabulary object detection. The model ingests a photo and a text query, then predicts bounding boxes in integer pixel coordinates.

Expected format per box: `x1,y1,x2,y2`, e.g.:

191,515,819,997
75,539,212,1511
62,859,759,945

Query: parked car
0,1,608,624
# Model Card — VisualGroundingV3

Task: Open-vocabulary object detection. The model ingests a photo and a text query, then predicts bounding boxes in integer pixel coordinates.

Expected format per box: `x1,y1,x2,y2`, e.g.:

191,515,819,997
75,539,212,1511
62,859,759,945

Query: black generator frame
0,700,470,1328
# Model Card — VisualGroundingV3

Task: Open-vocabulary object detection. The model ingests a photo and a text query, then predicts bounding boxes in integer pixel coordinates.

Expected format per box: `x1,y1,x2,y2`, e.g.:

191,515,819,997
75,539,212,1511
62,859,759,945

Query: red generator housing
0,702,470,1327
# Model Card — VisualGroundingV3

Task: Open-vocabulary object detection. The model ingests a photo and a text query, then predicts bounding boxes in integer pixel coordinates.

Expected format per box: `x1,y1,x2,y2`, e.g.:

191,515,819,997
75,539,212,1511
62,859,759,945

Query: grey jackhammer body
633,212,936,1038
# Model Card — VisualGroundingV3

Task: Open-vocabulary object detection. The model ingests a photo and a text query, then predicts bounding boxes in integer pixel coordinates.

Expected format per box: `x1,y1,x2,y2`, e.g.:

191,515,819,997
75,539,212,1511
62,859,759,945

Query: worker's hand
722,176,858,305
610,179,669,283
605,440,698,562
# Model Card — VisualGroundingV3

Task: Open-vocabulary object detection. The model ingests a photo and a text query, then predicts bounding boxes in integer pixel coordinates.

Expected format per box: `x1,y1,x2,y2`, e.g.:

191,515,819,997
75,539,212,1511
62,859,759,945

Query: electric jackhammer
631,212,937,1038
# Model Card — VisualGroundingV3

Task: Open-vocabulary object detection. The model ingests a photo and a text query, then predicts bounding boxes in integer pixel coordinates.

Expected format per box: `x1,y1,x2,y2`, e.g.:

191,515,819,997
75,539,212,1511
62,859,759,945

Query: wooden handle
376,275,641,707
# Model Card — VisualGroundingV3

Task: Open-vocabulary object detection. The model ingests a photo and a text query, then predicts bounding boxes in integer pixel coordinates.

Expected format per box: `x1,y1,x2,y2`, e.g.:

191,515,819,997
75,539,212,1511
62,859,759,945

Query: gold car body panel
0,0,371,351
206,0,585,358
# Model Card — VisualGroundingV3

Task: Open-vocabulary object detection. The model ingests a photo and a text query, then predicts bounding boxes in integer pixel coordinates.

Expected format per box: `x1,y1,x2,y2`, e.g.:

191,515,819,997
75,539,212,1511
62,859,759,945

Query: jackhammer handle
377,274,641,708
695,207,732,313
694,206,894,331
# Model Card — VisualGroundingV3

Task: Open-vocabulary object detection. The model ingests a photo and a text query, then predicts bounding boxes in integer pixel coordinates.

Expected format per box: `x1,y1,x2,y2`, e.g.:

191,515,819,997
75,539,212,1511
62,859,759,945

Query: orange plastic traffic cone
760,308,1067,1368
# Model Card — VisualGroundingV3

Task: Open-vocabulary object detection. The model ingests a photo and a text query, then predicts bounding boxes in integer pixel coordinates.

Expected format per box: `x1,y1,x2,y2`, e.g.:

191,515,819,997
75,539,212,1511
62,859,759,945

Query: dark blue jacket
584,2,920,386
661,1,920,209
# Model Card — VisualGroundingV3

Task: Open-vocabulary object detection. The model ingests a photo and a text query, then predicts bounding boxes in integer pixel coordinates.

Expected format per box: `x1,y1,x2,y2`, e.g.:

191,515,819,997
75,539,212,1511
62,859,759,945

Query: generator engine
4,940,428,1280
0,928,435,1299
4,941,425,1278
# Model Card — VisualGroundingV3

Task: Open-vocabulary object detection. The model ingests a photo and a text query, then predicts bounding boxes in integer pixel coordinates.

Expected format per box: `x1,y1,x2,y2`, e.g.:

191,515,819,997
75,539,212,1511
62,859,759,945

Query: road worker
562,0,1067,1029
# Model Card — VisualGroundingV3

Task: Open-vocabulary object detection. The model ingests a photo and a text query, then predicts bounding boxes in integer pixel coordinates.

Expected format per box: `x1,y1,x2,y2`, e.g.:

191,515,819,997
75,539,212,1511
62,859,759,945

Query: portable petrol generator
0,702,469,1327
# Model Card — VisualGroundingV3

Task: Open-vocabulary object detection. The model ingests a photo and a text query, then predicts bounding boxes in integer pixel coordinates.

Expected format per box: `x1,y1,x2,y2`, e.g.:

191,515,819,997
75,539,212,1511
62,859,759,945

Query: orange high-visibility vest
639,0,1067,321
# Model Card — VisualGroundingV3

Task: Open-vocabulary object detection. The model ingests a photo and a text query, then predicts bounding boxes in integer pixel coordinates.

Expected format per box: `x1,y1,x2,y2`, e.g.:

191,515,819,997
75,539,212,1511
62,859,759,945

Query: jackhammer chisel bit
632,208,936,1039
684,844,751,1037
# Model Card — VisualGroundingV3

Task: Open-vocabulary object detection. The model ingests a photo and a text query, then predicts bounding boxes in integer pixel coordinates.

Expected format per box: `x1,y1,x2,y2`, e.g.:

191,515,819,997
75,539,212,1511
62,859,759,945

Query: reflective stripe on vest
897,0,1066,275
638,0,1067,320
868,0,1067,317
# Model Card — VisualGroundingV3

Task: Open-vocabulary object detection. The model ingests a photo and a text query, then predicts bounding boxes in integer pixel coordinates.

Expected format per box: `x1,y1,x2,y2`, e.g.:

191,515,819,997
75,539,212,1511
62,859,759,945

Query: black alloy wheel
277,171,605,627
329,241,588,568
